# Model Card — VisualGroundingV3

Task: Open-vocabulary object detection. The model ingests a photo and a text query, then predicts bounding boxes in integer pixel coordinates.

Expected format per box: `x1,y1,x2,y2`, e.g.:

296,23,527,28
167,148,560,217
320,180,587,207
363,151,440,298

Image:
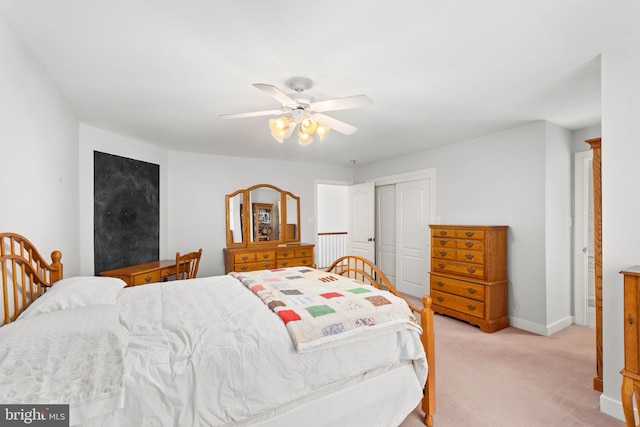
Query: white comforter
2,274,427,426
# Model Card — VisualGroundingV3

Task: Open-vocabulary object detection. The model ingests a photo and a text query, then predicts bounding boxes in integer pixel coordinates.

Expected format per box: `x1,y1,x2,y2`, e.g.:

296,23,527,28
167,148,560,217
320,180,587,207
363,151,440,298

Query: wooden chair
175,248,202,280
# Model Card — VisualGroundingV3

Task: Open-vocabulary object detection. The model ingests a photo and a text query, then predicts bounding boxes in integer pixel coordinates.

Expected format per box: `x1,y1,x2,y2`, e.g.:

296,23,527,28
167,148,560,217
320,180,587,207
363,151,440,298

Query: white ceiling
1,1,639,167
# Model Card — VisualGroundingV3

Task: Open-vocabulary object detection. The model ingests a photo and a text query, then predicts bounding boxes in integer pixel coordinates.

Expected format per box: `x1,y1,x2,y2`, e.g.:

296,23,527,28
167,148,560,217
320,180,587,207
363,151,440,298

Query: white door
395,180,430,297
347,182,375,262
574,151,594,327
376,185,397,284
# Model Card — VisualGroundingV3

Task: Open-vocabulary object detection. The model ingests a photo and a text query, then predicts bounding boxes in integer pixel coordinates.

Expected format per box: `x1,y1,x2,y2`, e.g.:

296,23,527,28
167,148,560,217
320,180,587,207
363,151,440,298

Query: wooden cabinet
620,266,640,426
224,243,315,273
429,225,508,333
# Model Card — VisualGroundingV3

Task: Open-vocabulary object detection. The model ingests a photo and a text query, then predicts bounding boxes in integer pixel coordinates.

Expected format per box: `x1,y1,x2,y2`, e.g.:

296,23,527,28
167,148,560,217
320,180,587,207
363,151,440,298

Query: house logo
1,405,68,426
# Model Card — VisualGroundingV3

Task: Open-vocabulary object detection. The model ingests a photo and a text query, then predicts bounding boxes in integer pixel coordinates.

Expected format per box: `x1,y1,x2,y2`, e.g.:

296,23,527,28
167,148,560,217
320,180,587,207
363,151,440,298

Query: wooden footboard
0,232,63,325
325,255,435,426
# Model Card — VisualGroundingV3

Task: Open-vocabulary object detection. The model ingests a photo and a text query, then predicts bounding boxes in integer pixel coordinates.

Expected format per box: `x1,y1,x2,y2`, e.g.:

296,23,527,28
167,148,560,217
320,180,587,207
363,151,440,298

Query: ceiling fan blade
253,83,297,106
219,109,284,119
310,95,372,113
312,113,358,135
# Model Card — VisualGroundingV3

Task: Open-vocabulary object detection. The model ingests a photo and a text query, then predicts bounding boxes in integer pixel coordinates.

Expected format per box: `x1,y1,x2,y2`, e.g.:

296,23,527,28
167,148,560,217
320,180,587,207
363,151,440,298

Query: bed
0,232,435,426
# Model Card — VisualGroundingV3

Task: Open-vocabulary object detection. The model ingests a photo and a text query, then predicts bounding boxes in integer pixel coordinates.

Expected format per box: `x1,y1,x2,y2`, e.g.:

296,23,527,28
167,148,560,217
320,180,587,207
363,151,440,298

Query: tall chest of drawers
224,243,315,274
429,225,508,333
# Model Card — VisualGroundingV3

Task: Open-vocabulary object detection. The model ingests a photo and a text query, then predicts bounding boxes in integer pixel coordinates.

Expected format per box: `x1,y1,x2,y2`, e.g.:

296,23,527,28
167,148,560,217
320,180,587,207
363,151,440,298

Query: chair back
175,248,202,280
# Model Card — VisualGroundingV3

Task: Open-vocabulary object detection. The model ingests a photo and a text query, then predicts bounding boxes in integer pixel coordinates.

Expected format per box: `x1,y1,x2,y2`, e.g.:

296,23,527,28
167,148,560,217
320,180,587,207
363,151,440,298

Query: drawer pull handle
628,314,634,325
262,254,269,259
439,231,447,236
467,288,477,294
438,263,446,269
465,232,474,237
300,251,307,255
467,304,476,311
436,281,445,287
467,267,476,273
302,260,309,265
241,256,249,261
436,296,445,302
240,266,248,271
144,276,152,283
465,254,474,260
465,242,473,248
282,262,289,266
282,252,290,257
440,240,447,245
439,251,447,256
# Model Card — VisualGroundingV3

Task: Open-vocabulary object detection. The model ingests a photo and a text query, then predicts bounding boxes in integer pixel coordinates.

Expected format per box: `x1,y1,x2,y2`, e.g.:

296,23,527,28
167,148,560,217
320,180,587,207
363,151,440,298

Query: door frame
367,169,436,292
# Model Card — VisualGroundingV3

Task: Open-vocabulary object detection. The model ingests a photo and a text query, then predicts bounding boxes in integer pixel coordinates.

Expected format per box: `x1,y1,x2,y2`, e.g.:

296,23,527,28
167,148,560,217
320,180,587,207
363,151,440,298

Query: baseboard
600,393,626,422
508,315,573,336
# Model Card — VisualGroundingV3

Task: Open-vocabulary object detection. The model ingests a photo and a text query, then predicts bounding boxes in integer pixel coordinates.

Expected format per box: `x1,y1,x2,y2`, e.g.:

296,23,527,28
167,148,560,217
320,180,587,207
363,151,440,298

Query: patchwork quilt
230,267,421,352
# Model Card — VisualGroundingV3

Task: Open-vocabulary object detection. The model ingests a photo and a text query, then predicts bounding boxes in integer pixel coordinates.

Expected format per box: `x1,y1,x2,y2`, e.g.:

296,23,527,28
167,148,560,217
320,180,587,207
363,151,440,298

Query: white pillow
18,276,127,319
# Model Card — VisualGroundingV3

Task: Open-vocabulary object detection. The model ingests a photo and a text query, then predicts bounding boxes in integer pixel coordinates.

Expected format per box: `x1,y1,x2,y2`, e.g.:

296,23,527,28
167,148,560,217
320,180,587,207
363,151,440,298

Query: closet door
395,180,430,297
376,185,397,284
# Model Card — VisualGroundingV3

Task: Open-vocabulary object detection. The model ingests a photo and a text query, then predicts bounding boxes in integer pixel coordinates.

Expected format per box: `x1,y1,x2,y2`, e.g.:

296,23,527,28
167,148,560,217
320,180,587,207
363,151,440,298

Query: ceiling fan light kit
220,77,372,145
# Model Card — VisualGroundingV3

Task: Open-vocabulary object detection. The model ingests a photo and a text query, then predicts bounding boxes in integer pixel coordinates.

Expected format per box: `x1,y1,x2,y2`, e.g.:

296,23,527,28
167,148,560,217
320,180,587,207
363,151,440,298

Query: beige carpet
399,312,623,427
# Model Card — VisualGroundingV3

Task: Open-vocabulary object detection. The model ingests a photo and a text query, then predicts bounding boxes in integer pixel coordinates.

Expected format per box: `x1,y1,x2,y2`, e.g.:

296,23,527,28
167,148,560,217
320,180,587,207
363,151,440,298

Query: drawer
234,252,256,263
430,275,485,302
431,260,485,279
456,230,485,240
457,239,485,251
277,257,313,268
132,271,161,286
431,289,485,318
277,249,295,259
432,237,456,248
235,261,276,272
295,248,312,258
432,247,455,260
255,251,276,261
456,250,484,264
161,267,176,278
432,228,455,238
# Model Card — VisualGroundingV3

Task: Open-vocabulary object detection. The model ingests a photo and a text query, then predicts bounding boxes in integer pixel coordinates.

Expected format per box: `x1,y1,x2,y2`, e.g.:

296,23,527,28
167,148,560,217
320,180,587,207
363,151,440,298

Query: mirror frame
225,183,301,247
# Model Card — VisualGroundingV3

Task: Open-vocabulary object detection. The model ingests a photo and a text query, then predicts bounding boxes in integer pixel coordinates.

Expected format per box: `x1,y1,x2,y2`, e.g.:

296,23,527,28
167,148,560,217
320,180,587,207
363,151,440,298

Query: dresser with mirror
224,183,315,273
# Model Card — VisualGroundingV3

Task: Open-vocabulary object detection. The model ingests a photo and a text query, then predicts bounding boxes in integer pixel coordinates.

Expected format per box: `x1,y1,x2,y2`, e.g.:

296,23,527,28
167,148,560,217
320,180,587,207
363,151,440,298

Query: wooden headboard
0,232,63,325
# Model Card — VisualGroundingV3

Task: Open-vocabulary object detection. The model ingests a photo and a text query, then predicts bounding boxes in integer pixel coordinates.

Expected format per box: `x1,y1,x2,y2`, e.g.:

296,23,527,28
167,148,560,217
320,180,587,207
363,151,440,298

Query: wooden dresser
224,243,315,274
429,225,508,333
620,266,640,426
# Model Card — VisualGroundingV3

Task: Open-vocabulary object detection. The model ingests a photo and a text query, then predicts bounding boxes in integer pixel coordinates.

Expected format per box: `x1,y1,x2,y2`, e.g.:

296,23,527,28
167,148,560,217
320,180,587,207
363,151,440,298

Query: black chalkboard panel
94,151,160,274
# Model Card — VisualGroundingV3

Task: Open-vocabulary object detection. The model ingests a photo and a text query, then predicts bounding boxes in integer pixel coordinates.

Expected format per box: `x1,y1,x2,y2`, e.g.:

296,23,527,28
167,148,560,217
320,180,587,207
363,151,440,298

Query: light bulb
315,124,330,140
300,117,318,135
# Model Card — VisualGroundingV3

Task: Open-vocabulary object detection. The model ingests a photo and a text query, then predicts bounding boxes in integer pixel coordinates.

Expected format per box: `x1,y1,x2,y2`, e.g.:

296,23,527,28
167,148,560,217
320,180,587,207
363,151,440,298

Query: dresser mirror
225,184,301,247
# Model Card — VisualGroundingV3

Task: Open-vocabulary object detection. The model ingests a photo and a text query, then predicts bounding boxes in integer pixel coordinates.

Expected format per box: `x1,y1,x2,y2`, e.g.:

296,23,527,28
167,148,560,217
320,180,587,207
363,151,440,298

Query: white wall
167,151,354,277
78,124,169,275
317,184,349,233
599,36,640,421
0,17,80,275
356,121,572,334
544,122,573,330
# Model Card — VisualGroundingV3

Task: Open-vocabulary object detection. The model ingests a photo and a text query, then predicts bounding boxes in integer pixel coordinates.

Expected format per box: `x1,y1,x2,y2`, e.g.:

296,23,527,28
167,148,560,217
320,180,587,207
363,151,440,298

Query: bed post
421,295,435,427
50,250,63,283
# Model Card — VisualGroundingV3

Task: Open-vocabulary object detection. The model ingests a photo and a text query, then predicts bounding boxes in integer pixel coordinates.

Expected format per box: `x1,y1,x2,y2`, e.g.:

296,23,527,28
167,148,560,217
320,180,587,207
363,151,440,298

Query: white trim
600,392,625,422
508,315,572,336
573,151,592,326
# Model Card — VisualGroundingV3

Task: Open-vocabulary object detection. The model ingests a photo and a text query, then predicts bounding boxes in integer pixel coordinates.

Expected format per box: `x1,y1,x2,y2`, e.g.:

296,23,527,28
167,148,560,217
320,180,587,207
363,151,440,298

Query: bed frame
326,255,435,427
0,232,63,325
0,235,435,426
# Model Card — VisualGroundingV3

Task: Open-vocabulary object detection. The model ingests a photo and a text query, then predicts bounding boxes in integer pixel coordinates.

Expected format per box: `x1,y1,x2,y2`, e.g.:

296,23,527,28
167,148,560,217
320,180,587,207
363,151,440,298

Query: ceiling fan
220,77,372,145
